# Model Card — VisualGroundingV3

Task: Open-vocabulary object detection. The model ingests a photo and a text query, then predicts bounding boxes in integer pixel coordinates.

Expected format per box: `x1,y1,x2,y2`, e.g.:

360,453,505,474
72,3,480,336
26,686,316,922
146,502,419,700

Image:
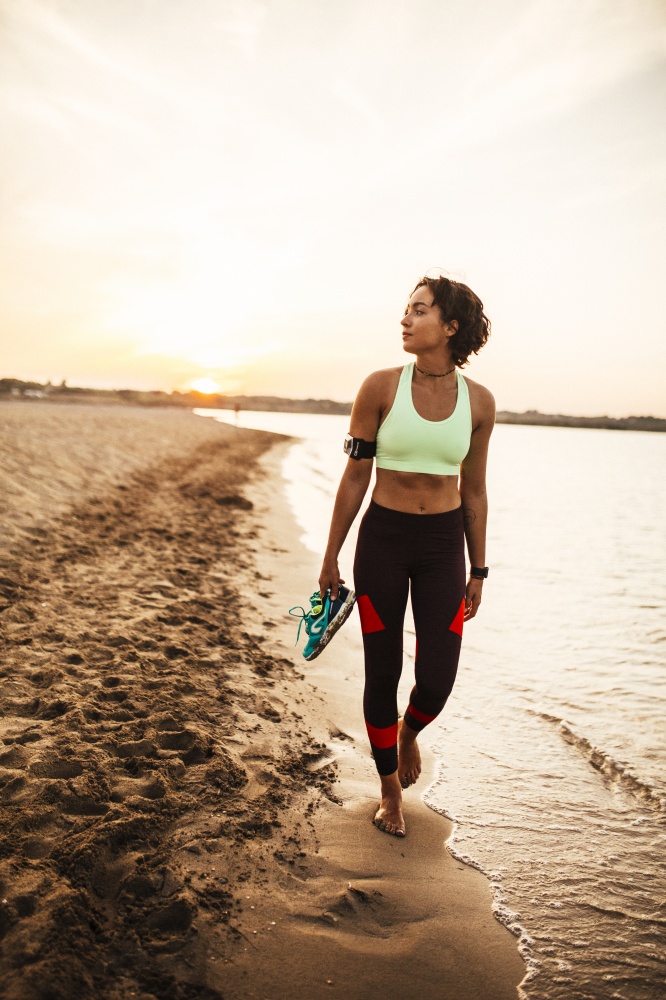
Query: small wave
570,737,665,812
581,901,666,926
530,711,666,814
531,710,562,724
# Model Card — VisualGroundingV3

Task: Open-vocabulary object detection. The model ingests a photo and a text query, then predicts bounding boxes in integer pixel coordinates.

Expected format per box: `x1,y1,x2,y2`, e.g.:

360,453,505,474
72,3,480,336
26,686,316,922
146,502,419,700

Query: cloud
417,0,666,160
9,0,187,108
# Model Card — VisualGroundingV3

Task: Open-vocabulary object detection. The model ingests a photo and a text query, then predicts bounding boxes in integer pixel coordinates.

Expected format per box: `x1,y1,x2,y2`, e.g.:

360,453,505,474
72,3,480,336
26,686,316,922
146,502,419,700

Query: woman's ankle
379,771,402,798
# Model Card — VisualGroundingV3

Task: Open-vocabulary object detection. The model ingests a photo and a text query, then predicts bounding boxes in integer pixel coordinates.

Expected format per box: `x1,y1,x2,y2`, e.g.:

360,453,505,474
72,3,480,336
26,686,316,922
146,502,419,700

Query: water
197,408,666,999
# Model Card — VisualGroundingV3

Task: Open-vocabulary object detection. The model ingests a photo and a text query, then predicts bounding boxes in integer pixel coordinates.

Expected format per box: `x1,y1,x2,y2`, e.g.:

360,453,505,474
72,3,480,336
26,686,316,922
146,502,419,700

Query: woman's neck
413,354,457,378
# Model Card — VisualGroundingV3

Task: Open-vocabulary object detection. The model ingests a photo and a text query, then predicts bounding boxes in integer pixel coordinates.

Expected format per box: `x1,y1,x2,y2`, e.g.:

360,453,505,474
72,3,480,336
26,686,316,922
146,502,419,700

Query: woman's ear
446,319,459,336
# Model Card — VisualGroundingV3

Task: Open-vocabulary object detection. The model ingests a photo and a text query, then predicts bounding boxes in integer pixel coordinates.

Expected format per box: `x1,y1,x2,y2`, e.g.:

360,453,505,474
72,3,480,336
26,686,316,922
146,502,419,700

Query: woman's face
400,286,456,355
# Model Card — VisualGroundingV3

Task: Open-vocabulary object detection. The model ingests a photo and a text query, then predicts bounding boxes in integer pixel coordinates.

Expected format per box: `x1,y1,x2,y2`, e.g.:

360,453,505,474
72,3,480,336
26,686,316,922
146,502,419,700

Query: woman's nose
401,315,410,327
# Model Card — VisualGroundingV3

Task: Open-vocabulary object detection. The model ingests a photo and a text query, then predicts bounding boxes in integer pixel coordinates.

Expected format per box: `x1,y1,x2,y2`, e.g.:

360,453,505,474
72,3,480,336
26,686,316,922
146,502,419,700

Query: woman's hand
319,559,345,603
464,577,484,620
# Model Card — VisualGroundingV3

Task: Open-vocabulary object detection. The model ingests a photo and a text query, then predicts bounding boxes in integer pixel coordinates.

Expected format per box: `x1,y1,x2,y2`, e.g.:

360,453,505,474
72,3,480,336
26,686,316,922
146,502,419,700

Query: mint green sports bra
375,364,472,475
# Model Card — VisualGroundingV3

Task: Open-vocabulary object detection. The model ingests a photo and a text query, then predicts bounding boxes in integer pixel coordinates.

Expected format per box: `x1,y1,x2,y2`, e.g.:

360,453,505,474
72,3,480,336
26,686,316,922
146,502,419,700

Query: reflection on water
198,409,666,1000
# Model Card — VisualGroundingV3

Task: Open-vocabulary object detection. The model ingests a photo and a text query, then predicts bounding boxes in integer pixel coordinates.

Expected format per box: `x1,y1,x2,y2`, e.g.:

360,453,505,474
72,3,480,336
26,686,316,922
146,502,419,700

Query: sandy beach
0,401,524,999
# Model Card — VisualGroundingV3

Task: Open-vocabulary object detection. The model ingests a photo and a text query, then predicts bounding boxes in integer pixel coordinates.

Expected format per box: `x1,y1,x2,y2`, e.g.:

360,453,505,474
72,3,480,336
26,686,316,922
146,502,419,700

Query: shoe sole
304,590,356,661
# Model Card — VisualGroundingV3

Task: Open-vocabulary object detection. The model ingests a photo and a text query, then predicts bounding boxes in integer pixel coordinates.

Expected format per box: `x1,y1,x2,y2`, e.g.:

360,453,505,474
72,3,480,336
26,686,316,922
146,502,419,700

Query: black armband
343,433,376,460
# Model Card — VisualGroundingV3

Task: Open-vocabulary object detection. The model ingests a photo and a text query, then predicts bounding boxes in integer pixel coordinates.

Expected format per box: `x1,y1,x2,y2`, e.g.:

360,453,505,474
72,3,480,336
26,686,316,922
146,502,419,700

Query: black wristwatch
470,566,489,579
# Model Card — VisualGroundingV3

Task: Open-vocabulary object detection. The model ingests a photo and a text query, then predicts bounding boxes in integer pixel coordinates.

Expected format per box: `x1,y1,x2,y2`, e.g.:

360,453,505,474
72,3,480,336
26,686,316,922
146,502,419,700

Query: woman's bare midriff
372,468,461,514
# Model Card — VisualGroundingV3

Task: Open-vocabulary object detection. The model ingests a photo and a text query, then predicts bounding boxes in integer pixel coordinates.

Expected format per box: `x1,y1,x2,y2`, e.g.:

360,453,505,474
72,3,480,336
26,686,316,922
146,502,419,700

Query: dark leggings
353,500,466,776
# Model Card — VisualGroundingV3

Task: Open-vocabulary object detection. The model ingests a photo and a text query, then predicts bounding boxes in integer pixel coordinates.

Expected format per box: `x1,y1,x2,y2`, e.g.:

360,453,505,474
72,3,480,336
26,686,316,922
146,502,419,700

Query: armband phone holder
343,434,376,460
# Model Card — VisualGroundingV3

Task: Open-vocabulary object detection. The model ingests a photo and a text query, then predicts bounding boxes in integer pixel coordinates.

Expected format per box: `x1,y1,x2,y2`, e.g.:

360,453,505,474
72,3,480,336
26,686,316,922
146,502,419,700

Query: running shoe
289,584,356,661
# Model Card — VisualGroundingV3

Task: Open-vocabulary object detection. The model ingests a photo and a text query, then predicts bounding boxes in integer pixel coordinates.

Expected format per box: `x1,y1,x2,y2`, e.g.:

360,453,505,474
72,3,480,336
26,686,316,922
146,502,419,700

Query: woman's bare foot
373,772,406,837
398,718,422,789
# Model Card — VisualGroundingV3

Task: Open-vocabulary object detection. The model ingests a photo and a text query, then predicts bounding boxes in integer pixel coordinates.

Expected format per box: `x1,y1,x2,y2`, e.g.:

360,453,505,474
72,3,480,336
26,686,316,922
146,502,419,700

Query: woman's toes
400,766,414,788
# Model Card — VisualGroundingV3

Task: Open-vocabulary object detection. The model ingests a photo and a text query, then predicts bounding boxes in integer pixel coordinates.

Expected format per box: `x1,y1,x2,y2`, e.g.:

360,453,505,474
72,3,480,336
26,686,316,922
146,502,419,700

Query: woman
319,274,495,838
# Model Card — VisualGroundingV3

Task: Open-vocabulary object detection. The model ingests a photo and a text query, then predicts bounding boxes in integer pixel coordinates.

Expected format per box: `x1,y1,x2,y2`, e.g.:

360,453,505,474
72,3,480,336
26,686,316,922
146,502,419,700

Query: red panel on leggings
357,594,385,634
365,720,398,749
407,703,437,725
449,597,465,637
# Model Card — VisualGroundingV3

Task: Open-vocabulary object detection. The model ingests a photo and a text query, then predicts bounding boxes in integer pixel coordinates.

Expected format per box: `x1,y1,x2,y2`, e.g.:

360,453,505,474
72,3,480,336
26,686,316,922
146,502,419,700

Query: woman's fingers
464,581,483,620
319,573,345,602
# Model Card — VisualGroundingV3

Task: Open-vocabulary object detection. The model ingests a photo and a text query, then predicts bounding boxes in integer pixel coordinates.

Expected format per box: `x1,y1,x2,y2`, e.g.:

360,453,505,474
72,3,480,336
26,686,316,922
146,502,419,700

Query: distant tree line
495,409,666,433
1,378,664,431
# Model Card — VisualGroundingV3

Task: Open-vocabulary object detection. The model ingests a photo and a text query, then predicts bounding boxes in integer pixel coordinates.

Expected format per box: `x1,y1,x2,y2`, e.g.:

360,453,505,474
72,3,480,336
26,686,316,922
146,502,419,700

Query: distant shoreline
2,378,665,432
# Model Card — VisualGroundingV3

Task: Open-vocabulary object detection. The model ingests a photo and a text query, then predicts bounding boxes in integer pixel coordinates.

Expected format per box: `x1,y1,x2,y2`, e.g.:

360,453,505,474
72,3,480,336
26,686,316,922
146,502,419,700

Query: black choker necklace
415,364,456,378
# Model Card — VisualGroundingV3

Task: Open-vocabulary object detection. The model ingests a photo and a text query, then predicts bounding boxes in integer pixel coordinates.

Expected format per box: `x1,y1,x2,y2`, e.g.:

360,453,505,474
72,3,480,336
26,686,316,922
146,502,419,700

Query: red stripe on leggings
449,597,465,637
365,720,398,749
357,594,385,634
408,704,437,725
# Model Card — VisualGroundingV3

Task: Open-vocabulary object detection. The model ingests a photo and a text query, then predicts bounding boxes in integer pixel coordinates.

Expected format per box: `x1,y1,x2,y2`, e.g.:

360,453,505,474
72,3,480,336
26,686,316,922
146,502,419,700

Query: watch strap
470,566,489,579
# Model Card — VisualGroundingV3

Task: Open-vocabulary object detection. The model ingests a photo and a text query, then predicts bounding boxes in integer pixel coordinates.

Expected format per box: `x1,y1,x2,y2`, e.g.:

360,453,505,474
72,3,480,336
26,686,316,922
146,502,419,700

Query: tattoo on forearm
463,507,477,529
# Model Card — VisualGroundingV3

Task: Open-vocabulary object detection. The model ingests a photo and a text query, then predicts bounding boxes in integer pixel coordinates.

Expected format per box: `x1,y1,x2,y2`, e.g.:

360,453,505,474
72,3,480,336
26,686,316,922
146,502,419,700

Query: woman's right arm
319,372,385,600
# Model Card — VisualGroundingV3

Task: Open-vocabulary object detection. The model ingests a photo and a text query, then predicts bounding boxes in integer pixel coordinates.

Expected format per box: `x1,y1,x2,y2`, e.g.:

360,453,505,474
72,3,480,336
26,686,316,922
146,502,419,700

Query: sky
1,0,665,416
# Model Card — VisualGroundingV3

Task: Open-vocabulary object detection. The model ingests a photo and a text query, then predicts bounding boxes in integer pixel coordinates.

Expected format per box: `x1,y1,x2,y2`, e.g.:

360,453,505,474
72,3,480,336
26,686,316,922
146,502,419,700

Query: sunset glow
1,0,665,415
190,377,221,395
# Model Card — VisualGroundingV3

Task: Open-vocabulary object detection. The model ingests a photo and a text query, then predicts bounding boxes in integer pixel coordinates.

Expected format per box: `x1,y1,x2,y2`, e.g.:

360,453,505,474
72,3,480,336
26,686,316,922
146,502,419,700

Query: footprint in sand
0,745,32,769
119,873,161,902
62,649,84,665
96,688,130,703
156,730,198,751
37,699,69,720
59,796,109,816
27,668,64,688
113,738,158,759
110,774,168,804
22,837,53,860
146,898,193,933
157,730,213,766
329,725,354,742
29,758,84,779
101,675,123,688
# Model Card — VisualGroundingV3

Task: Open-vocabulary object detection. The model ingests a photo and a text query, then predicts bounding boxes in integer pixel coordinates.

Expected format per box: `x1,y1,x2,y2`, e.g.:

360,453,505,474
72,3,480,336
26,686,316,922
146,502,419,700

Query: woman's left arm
460,383,496,620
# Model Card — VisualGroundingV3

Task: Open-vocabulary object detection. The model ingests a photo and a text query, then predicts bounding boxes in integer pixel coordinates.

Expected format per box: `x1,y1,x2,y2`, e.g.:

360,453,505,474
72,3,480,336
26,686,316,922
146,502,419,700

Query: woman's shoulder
352,367,404,420
359,366,404,393
461,373,496,422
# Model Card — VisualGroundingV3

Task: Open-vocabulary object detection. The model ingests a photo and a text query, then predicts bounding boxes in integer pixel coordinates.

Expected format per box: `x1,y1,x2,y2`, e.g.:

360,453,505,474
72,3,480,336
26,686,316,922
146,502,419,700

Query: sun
190,377,221,394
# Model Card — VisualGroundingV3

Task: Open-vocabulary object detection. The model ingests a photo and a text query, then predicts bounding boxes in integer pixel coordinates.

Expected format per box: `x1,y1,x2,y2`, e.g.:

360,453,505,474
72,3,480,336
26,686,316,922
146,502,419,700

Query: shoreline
0,403,525,998
226,442,526,998
3,392,666,433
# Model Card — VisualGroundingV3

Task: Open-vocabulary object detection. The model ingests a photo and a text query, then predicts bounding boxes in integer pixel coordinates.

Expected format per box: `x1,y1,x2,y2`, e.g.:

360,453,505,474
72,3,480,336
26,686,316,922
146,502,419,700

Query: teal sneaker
289,585,356,661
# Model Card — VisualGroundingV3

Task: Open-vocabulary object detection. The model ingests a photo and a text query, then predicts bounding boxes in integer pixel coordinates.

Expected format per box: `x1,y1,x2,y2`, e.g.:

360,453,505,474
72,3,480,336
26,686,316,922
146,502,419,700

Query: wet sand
0,401,524,999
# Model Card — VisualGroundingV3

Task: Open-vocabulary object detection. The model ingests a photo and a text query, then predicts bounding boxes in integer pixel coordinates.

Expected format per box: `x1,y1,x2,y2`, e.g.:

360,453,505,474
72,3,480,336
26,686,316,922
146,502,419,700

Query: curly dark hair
412,276,491,367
